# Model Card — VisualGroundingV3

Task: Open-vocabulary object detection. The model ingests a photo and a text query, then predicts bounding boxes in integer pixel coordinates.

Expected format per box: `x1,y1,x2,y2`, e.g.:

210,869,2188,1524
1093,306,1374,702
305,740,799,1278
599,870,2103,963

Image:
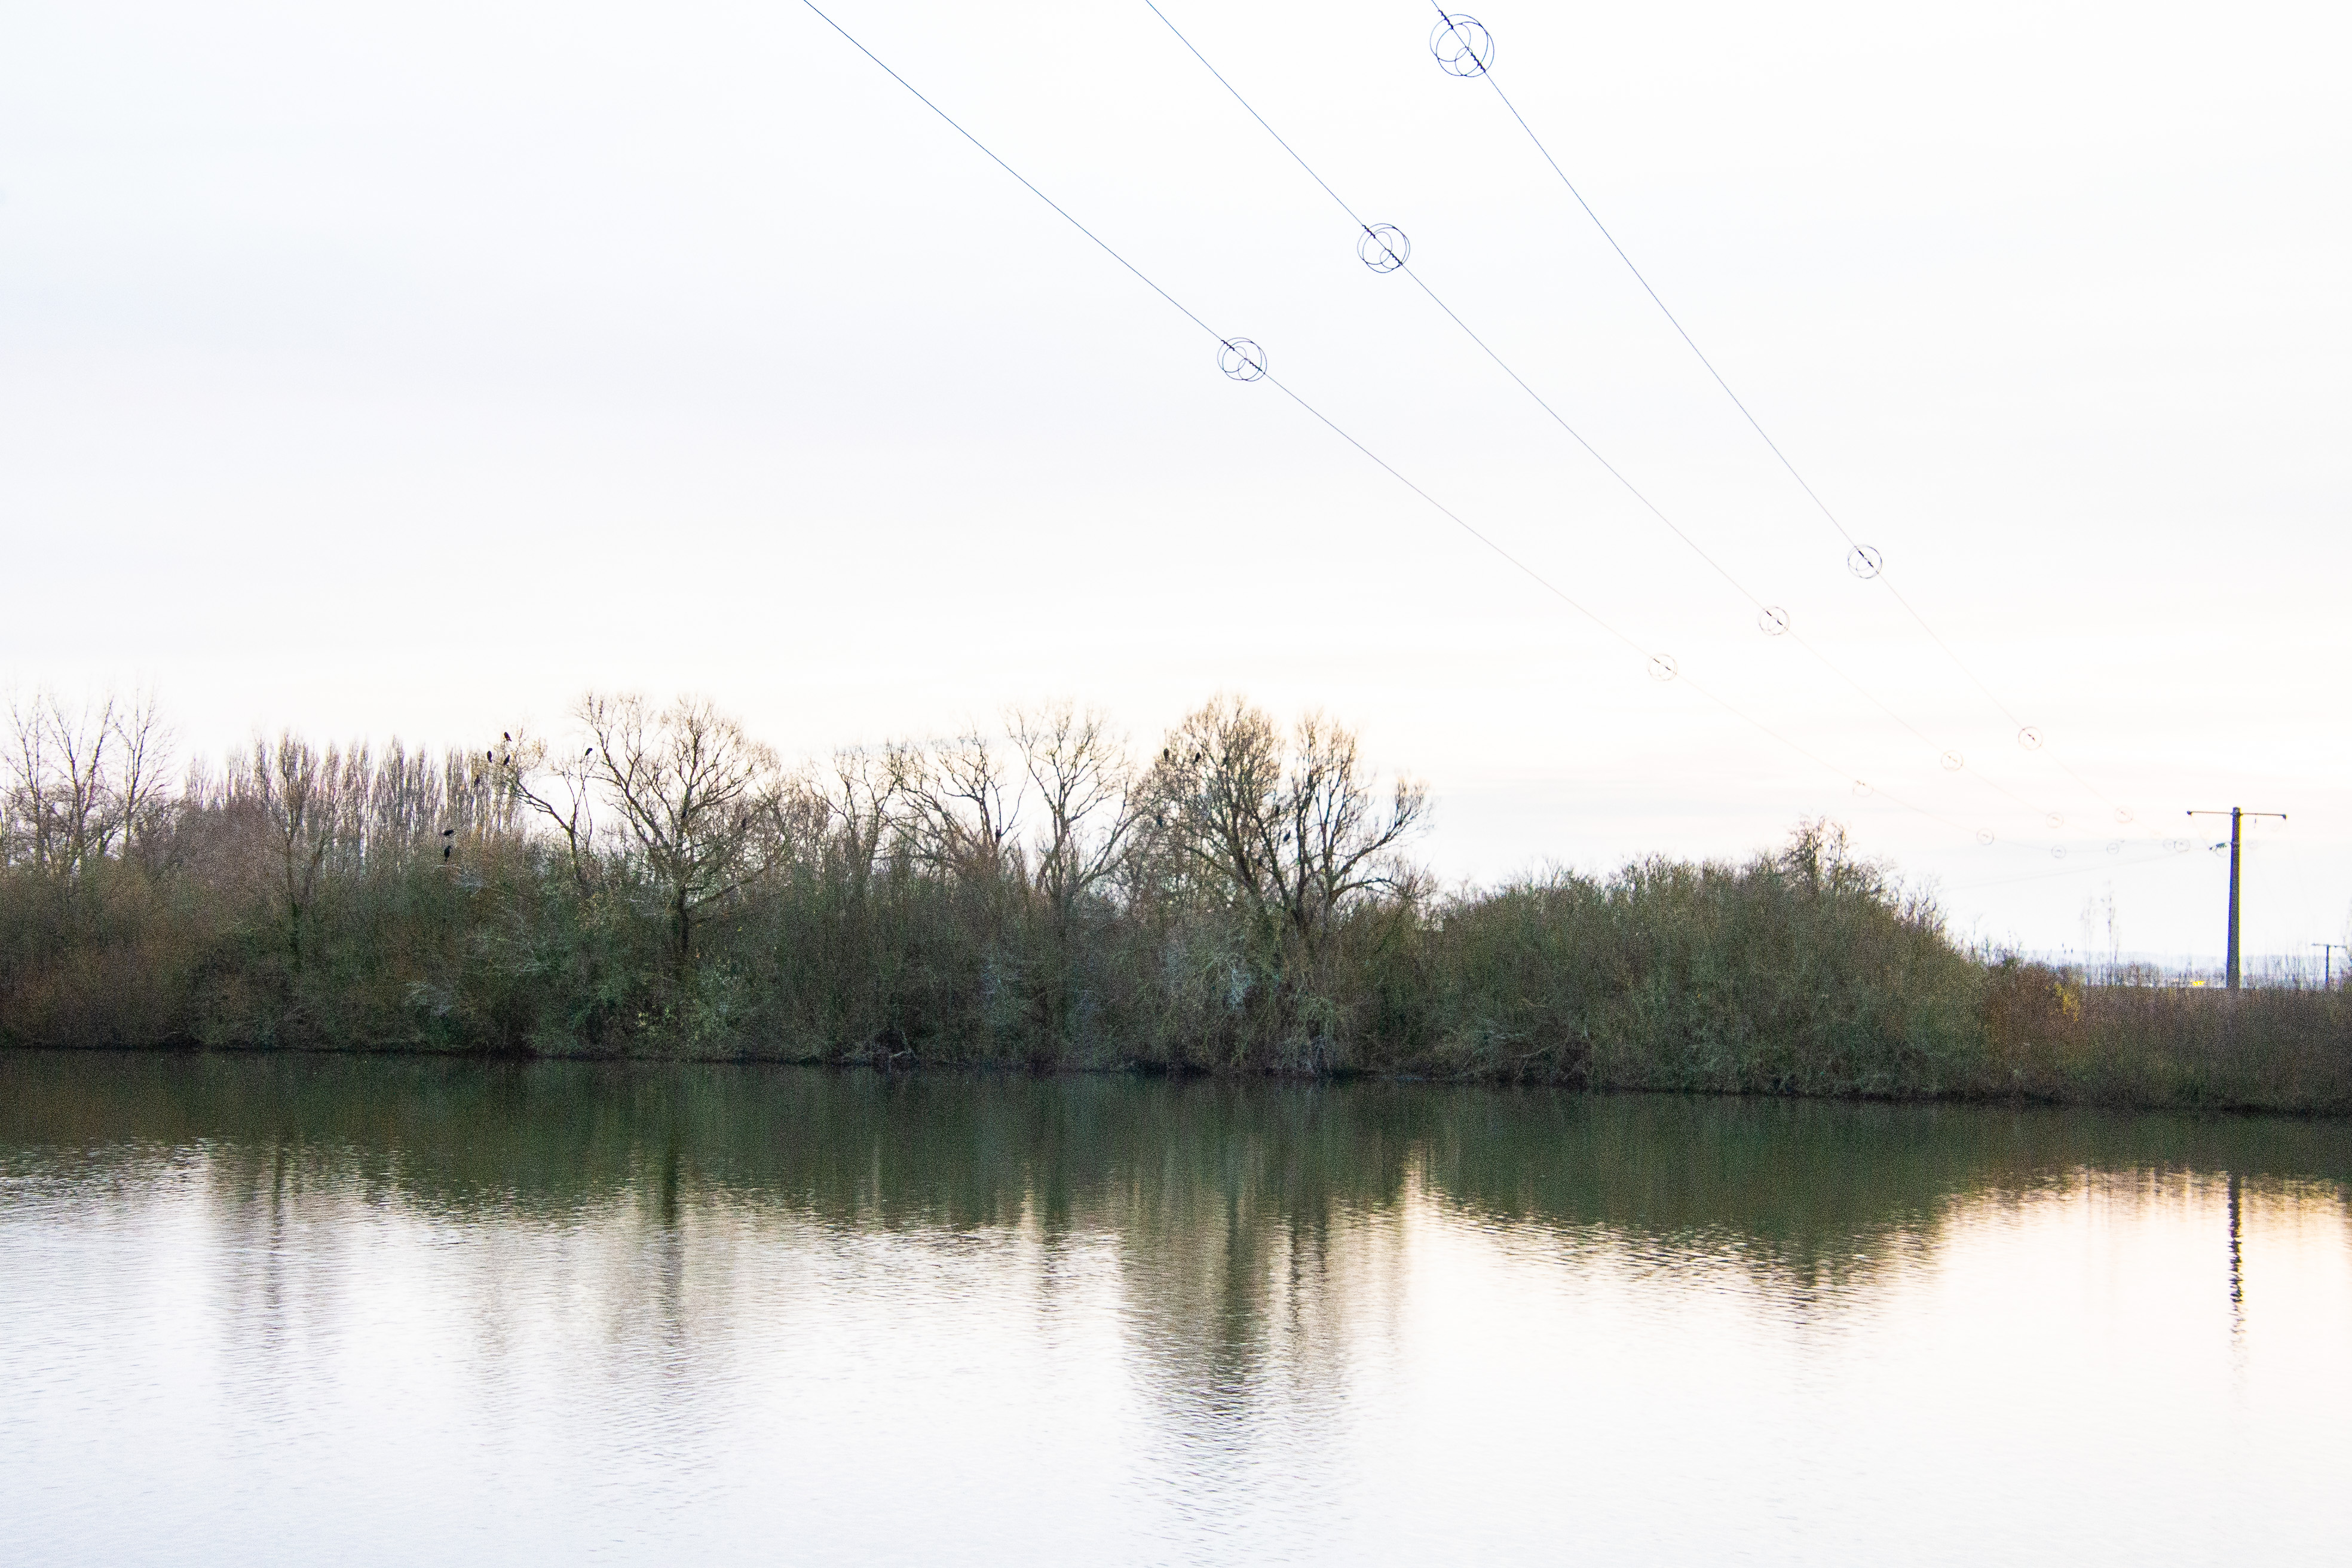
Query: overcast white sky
3,0,2345,957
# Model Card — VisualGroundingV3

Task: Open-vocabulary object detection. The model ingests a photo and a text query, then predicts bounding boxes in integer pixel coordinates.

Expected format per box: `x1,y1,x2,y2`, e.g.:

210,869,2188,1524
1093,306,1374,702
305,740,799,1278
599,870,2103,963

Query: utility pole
2316,942,2345,990
2187,808,2287,989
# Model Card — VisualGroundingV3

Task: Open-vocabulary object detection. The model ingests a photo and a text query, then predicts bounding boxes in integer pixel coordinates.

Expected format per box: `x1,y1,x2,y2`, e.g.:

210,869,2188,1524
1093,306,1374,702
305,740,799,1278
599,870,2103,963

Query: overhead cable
1419,5,2148,831
1140,0,2064,836
797,0,1992,846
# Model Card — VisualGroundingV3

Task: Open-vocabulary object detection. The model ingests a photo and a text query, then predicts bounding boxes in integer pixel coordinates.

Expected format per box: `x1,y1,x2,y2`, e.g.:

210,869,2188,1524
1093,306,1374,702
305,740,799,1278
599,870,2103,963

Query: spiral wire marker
1356,224,1410,272
1428,15,1493,77
808,0,2132,868
1136,0,2096,852
1386,0,2160,839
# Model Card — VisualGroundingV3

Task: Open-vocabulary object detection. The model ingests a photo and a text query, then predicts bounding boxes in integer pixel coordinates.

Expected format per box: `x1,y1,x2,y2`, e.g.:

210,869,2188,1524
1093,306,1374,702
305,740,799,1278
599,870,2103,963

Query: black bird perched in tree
502,732,510,743
442,845,452,861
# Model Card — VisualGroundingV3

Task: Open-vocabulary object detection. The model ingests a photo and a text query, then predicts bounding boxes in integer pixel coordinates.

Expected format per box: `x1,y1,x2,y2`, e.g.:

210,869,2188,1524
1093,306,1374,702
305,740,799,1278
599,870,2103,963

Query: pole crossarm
2186,810,2288,990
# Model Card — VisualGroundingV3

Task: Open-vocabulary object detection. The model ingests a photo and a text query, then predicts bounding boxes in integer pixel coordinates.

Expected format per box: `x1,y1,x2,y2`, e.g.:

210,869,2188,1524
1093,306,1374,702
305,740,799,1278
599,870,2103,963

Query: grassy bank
2,690,2344,1112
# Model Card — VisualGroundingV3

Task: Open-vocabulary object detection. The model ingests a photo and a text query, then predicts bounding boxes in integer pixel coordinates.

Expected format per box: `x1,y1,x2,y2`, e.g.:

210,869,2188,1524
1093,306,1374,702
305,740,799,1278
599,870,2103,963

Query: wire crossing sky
1416,4,2165,840
793,0,2083,853
1138,0,2102,849
0,0,2341,955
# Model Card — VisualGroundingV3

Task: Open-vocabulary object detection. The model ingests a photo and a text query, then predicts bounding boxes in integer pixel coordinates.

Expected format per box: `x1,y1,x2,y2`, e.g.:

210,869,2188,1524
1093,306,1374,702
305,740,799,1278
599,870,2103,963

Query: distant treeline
1,688,2344,1111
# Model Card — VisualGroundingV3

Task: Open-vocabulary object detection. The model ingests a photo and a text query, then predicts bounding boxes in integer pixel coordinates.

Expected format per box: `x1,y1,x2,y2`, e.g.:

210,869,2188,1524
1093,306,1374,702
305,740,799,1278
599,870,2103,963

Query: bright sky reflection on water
2,1053,2345,1564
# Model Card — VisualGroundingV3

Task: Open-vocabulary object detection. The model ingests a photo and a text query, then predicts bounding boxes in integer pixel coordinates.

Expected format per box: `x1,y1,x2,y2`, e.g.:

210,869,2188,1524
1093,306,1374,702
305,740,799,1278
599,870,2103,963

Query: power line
1950,844,2196,892
1420,5,2151,832
1138,0,2064,838
797,0,1991,847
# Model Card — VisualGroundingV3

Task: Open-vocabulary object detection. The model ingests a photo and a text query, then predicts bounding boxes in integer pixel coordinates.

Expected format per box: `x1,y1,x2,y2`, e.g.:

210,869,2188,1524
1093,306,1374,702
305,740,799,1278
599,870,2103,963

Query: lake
2,1051,2345,1564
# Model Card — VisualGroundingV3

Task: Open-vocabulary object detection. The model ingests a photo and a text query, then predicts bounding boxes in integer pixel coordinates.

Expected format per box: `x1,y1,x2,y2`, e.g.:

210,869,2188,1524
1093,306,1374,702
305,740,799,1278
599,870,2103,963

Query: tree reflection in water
2,1052,2346,1564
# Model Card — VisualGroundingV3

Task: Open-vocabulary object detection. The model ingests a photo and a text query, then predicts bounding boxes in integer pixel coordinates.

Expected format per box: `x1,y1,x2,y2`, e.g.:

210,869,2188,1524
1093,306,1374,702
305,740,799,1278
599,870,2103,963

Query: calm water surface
2,1052,2347,1565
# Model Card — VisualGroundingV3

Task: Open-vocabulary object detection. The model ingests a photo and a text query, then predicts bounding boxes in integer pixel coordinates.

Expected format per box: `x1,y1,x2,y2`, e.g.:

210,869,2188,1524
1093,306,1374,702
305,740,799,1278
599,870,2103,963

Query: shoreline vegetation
2,690,2344,1114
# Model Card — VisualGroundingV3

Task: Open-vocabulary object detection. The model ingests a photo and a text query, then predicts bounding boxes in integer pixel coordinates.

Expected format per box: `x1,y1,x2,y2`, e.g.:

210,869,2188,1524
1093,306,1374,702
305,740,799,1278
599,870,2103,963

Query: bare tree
579,693,777,975
109,690,174,862
1010,701,1140,924
362,739,461,865
755,766,834,875
3,690,57,869
817,747,900,902
51,692,117,871
893,730,1022,881
495,730,600,892
4,689,127,875
1145,696,1426,959
239,733,345,969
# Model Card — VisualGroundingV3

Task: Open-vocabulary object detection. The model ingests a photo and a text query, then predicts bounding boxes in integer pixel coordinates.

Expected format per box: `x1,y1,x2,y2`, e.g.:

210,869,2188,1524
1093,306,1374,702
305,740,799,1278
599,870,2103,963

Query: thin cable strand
801,0,2010,850
1952,847,2195,891
1143,0,2060,832
1423,4,2148,828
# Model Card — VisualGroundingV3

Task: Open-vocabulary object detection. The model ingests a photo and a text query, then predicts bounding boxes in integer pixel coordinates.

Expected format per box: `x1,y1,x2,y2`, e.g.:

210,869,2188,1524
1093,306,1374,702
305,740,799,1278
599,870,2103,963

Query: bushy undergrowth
1421,833,1986,1096
2,691,2344,1111
1977,960,2352,1113
4,828,2344,1111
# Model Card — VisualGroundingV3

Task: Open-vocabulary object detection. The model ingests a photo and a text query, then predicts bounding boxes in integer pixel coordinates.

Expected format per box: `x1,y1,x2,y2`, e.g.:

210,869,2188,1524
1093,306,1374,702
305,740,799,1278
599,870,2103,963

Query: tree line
2,687,2344,1109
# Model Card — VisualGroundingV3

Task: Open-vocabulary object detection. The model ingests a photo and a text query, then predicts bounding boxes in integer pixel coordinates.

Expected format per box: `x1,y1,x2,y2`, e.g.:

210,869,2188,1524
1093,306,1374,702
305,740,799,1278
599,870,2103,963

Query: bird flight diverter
1218,338,1266,381
1647,653,1677,681
1429,16,1493,77
1845,544,1883,579
1756,605,1790,636
1356,224,1410,273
